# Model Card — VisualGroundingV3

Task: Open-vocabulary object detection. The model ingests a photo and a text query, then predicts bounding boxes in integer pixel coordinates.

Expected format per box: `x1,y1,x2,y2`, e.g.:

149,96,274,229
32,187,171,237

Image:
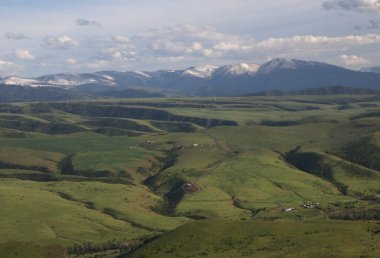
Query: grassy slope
176,150,352,219
0,179,148,245
0,241,66,258
0,148,64,172
0,136,158,179
127,219,380,258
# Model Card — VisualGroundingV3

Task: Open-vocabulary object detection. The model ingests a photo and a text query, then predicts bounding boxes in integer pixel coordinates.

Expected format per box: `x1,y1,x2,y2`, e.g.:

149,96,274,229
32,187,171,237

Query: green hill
0,94,379,257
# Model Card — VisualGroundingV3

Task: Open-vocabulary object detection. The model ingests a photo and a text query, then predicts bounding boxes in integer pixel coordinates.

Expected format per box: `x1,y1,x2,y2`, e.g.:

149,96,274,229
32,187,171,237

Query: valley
0,93,379,257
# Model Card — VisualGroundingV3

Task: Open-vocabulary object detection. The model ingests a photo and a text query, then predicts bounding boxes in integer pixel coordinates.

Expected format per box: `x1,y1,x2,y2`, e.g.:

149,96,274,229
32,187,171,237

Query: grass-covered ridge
126,219,380,258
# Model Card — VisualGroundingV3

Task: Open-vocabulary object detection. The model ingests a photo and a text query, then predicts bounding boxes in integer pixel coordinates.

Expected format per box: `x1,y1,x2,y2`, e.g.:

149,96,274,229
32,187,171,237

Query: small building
192,143,199,147
302,201,319,209
181,182,200,194
283,208,294,212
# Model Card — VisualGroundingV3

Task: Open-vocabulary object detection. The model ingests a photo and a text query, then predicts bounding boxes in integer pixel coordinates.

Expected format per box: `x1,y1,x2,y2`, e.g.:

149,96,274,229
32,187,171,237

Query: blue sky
0,0,379,76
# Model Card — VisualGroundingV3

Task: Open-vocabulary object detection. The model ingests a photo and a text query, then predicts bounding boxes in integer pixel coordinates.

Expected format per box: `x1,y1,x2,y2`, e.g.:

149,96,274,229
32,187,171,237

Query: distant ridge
243,86,380,96
1,58,380,97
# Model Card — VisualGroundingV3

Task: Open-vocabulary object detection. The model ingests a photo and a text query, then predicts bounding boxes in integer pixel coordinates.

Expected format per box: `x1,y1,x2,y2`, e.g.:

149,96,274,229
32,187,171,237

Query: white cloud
339,54,369,65
322,0,380,13
111,35,135,51
133,26,373,62
214,42,242,51
137,24,239,49
113,25,380,68
137,25,240,61
5,32,26,40
112,35,131,44
99,48,137,61
86,60,111,69
95,35,137,63
0,60,22,74
44,35,79,49
14,49,35,60
149,40,187,54
256,34,380,48
65,58,77,65
152,55,190,64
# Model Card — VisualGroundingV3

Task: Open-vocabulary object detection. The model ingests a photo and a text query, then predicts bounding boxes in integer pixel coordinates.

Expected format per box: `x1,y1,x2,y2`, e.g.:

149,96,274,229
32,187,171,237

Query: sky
0,0,379,77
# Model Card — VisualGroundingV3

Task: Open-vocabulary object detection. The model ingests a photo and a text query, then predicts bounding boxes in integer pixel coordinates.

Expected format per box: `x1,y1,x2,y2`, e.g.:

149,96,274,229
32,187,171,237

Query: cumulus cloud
99,48,137,62
322,0,380,13
339,54,369,65
65,58,77,65
111,35,135,50
14,49,35,60
94,34,137,63
147,40,214,59
76,19,101,27
135,25,239,63
139,26,362,62
137,24,380,63
256,34,380,48
5,32,26,40
44,35,79,49
0,60,22,74
213,34,380,63
138,24,238,45
214,42,242,51
112,35,131,44
91,24,377,67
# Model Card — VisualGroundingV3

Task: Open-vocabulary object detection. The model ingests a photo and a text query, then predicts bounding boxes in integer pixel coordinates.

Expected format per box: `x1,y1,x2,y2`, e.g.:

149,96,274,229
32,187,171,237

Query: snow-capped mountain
216,63,260,76
182,65,219,78
1,58,380,96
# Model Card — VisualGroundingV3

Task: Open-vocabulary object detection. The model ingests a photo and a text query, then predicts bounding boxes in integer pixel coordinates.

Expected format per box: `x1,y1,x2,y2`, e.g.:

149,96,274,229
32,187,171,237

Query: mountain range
1,58,380,100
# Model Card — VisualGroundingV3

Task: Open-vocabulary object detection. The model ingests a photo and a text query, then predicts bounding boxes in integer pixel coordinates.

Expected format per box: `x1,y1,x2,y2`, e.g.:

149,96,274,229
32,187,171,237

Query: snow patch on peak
100,74,115,81
38,73,116,87
1,76,41,86
183,65,219,78
258,58,297,75
133,71,152,78
47,78,76,86
223,63,260,75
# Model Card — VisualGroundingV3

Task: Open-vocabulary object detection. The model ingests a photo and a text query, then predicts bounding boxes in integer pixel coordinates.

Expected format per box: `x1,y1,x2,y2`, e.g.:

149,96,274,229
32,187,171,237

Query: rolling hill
0,94,379,257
